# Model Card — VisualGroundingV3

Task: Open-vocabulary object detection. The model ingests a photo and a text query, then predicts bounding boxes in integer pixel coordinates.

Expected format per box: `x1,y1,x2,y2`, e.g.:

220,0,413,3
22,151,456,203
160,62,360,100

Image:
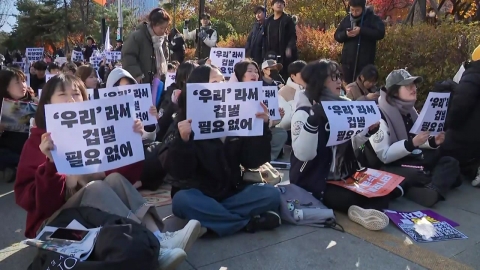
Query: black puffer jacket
442,61,480,160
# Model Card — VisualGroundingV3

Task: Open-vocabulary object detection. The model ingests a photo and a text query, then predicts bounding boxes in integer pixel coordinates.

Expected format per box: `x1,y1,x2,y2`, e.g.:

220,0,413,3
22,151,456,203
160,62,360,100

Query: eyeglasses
330,73,342,81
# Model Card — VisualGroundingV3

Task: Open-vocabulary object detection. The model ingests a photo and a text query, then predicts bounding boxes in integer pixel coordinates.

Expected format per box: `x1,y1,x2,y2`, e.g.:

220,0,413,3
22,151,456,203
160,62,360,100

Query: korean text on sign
262,86,280,121
321,101,381,146
209,48,245,77
106,51,122,62
165,72,176,89
90,56,102,70
327,168,405,198
186,81,264,140
97,84,156,125
410,92,450,135
26,48,44,62
44,95,144,175
72,51,84,62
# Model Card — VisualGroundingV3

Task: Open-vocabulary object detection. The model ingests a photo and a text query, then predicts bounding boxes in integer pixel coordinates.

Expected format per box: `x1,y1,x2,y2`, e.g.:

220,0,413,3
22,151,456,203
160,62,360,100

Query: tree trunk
413,0,426,24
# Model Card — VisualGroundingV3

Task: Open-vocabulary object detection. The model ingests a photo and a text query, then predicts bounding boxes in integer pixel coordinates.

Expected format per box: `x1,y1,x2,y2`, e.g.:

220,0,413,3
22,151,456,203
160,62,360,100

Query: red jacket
14,127,144,238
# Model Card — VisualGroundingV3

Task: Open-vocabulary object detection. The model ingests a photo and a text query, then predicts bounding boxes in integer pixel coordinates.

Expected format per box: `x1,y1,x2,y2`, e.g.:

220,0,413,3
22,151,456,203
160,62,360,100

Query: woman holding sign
0,68,36,183
160,64,282,237
290,60,395,231
14,74,202,270
364,69,461,207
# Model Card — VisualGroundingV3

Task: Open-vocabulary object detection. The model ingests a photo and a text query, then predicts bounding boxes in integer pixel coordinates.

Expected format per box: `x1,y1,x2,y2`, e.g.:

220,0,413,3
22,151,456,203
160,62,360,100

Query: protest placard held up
321,101,381,146
187,81,264,140
209,48,245,78
410,92,450,135
44,95,144,174
262,86,280,121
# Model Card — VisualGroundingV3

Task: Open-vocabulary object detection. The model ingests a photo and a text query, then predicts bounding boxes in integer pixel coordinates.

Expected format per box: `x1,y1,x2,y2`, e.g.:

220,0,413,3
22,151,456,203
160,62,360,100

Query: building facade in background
104,0,171,18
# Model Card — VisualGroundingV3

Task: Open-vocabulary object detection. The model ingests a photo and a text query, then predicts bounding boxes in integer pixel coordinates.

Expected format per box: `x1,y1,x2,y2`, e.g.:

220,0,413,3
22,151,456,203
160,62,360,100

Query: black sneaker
406,186,440,207
245,211,281,233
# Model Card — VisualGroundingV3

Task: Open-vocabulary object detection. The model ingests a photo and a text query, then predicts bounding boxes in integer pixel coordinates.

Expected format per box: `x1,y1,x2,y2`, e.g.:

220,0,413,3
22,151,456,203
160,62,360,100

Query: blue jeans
172,184,281,237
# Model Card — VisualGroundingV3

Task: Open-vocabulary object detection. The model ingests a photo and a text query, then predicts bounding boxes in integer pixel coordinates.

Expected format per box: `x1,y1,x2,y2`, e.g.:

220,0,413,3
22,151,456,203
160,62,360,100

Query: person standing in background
122,8,170,84
263,0,298,80
246,5,266,66
83,36,97,62
183,14,218,59
168,28,186,63
115,39,123,51
29,61,47,95
334,0,385,84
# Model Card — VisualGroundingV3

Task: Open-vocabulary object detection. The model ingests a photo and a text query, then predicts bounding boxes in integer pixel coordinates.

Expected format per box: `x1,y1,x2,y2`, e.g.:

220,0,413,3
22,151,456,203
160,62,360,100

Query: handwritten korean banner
321,101,381,146
410,92,450,135
26,48,44,62
209,48,245,77
97,84,156,125
72,51,84,62
186,81,264,140
45,95,144,174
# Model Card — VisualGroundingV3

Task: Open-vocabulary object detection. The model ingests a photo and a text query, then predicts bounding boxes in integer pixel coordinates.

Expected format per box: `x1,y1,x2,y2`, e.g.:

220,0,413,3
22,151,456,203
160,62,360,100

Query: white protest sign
13,61,26,70
55,57,68,66
45,95,144,175
26,48,44,62
209,48,245,77
106,51,121,62
165,72,176,89
262,86,280,121
410,92,450,135
321,101,381,147
187,81,264,140
97,84,156,125
90,56,102,70
72,51,84,62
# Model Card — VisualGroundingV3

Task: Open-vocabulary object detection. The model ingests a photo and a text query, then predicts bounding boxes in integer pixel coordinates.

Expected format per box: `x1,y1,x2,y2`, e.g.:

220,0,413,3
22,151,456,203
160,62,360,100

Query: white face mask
429,11,436,17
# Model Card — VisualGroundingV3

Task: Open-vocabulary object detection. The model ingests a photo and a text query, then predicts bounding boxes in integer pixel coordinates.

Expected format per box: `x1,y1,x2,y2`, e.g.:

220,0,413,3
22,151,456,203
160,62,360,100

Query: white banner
90,56,102,70
26,48,44,62
105,51,121,62
410,92,450,135
186,81,264,140
209,48,245,77
321,101,381,147
97,84,156,125
262,86,280,121
45,95,144,174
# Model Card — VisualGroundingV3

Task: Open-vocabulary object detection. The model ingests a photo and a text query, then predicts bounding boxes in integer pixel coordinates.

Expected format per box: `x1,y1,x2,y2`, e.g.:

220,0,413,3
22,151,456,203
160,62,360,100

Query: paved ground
0,169,479,270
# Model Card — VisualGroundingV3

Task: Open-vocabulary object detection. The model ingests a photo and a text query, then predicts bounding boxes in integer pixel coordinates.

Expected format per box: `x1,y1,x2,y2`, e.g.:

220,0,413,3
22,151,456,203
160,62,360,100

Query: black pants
381,155,460,198
319,183,393,213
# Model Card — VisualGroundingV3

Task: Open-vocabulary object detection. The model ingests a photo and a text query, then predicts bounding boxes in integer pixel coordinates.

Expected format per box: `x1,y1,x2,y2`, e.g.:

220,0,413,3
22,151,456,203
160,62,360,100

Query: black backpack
28,207,159,270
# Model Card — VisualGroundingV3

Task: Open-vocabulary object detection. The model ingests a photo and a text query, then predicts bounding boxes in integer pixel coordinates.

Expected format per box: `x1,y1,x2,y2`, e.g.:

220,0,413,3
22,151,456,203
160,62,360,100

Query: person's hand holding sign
149,106,160,120
39,132,54,161
412,131,430,147
256,102,270,123
435,131,445,145
178,119,193,142
133,119,144,135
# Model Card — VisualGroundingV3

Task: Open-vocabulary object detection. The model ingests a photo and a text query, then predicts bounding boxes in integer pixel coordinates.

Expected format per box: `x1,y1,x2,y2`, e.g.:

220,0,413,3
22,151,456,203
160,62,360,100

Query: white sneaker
348,205,389,231
471,167,480,187
158,248,186,270
160,220,201,252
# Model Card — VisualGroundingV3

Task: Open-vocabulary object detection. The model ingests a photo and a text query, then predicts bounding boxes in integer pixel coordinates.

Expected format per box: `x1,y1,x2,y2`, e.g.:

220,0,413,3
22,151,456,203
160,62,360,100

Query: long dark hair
34,74,88,130
234,59,262,82
301,59,340,104
175,60,197,92
0,68,31,111
177,65,214,121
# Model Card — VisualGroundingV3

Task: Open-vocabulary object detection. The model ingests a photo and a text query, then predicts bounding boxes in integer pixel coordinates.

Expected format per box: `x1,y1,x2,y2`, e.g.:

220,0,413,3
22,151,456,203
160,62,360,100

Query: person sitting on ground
160,64,282,237
346,64,380,101
278,60,307,132
30,61,47,95
363,69,461,207
47,63,61,75
0,68,36,183
157,61,197,141
261,60,284,88
440,53,480,186
290,59,393,231
14,74,201,270
233,59,287,161
61,62,78,76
